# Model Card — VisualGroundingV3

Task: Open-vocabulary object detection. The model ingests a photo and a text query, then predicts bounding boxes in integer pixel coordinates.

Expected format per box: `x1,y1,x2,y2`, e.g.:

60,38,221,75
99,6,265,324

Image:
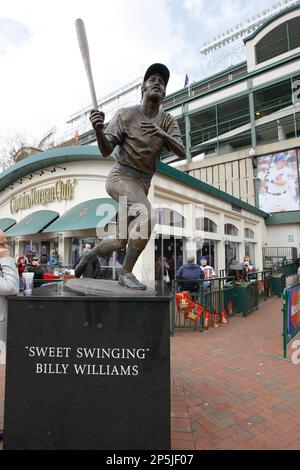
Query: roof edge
157,162,268,218
244,4,300,43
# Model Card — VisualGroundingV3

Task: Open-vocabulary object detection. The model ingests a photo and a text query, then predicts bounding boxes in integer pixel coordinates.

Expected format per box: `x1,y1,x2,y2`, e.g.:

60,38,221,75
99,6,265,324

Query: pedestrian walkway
1,296,299,450
171,296,300,450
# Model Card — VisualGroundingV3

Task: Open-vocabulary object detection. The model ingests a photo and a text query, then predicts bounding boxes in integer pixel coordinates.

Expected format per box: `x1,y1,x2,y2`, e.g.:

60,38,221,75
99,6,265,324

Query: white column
63,237,72,266
218,213,225,273
239,219,245,261
183,202,197,262
58,234,65,266
14,237,20,261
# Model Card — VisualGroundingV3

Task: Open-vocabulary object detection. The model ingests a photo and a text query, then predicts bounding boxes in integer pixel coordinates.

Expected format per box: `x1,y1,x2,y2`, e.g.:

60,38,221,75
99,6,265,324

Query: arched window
195,217,217,233
244,228,254,239
154,208,184,228
256,24,288,64
224,223,238,236
255,17,300,64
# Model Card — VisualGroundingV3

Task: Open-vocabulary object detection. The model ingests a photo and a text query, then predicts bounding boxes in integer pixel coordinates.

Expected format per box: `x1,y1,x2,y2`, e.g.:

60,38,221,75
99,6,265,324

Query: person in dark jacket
176,256,203,279
176,255,204,292
75,244,101,279
26,255,45,288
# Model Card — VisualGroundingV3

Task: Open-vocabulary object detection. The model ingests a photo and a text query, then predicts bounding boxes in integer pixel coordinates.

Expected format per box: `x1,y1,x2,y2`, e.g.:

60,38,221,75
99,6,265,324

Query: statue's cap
143,63,170,86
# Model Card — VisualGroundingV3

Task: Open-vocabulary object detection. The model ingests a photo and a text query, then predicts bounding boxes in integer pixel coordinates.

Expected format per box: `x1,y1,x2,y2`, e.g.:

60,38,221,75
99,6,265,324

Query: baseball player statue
75,63,185,289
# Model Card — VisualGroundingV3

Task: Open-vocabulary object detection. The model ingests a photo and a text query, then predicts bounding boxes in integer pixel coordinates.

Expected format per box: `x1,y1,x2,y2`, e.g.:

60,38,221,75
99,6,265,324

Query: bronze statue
75,63,185,289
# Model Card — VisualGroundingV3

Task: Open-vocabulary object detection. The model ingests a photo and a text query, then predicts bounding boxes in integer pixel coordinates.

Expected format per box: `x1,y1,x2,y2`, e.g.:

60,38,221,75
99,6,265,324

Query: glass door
155,235,183,281
225,241,239,270
197,239,216,269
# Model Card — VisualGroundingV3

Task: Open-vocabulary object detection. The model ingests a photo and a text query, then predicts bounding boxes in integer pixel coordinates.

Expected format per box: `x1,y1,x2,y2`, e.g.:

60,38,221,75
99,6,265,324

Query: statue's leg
75,234,127,278
121,199,156,274
74,192,129,277
107,177,155,289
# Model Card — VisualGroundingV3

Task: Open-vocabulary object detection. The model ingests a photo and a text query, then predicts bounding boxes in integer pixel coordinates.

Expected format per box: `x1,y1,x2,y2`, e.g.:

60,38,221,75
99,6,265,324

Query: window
197,239,217,269
254,80,292,119
225,241,239,270
255,17,300,64
245,242,255,263
217,96,250,137
244,228,254,239
195,217,217,233
155,208,184,228
224,223,238,236
289,17,300,50
190,107,217,148
244,228,255,239
255,23,288,64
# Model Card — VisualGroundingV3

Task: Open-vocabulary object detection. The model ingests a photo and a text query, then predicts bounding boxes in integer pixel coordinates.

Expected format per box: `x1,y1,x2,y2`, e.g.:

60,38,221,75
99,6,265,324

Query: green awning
43,198,118,233
6,210,59,236
0,218,16,232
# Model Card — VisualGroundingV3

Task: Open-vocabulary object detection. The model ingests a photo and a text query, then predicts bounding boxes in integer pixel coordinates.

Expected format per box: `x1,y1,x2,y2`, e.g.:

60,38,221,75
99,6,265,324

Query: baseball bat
75,18,98,109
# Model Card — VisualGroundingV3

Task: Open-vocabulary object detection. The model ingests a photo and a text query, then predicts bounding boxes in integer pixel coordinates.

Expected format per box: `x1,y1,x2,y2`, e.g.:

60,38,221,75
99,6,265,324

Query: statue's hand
90,109,105,131
141,122,166,140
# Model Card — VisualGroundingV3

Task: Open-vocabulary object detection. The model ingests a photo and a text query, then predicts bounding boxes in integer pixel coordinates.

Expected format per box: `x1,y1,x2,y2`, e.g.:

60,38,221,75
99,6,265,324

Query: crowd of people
15,247,62,289
155,253,257,289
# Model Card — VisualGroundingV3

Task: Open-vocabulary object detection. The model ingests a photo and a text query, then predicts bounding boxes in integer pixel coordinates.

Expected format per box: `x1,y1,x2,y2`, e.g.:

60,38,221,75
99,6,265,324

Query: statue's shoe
118,273,147,290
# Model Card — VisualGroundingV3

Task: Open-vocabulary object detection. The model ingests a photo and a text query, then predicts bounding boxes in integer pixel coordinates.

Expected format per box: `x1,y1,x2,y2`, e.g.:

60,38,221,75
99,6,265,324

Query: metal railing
171,277,235,335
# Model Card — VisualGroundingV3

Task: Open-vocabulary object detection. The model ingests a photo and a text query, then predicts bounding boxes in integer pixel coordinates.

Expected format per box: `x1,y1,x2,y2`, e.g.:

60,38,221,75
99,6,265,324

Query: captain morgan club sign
10,179,77,215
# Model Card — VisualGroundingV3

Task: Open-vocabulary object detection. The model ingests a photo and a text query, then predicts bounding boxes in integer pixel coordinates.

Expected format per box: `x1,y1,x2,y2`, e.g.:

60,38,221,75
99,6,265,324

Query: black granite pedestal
4,282,171,450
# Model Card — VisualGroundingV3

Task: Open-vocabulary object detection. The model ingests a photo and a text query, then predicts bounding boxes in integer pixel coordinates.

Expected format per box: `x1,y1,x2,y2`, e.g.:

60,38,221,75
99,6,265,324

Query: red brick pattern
171,297,300,450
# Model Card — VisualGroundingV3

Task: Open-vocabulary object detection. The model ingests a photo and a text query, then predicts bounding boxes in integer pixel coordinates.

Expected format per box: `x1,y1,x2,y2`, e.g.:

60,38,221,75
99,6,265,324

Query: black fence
171,277,236,336
263,247,298,269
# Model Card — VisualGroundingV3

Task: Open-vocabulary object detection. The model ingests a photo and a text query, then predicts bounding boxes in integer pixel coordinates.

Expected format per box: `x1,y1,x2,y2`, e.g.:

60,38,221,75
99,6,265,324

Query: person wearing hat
262,152,299,213
75,64,185,289
199,256,216,289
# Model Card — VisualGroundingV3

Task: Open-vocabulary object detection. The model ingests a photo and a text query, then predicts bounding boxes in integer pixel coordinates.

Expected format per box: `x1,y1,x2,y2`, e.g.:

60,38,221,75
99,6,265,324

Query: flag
184,73,189,88
74,130,79,142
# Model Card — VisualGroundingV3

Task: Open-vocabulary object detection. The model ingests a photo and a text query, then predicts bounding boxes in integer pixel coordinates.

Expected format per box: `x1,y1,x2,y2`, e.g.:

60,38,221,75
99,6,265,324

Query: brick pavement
171,296,300,450
0,296,299,450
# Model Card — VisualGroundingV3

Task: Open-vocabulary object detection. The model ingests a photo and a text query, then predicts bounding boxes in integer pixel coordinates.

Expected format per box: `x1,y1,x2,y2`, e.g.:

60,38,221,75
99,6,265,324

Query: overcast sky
0,0,278,143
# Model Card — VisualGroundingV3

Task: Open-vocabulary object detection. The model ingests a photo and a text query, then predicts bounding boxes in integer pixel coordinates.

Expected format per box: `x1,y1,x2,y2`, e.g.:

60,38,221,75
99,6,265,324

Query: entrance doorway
40,241,50,264
155,235,183,282
197,239,216,269
225,241,239,271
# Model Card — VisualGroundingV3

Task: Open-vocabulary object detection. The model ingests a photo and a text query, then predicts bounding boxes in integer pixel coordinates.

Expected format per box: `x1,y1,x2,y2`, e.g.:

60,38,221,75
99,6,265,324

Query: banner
257,149,300,213
287,284,300,337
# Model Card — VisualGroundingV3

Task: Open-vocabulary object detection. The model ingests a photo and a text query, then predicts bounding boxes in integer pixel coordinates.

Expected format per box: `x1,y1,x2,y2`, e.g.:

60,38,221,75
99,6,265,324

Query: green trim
163,51,300,114
6,210,59,236
0,218,16,231
77,53,300,145
164,63,247,102
244,4,300,43
0,146,108,192
266,210,300,225
43,198,118,233
0,145,267,219
157,162,268,218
